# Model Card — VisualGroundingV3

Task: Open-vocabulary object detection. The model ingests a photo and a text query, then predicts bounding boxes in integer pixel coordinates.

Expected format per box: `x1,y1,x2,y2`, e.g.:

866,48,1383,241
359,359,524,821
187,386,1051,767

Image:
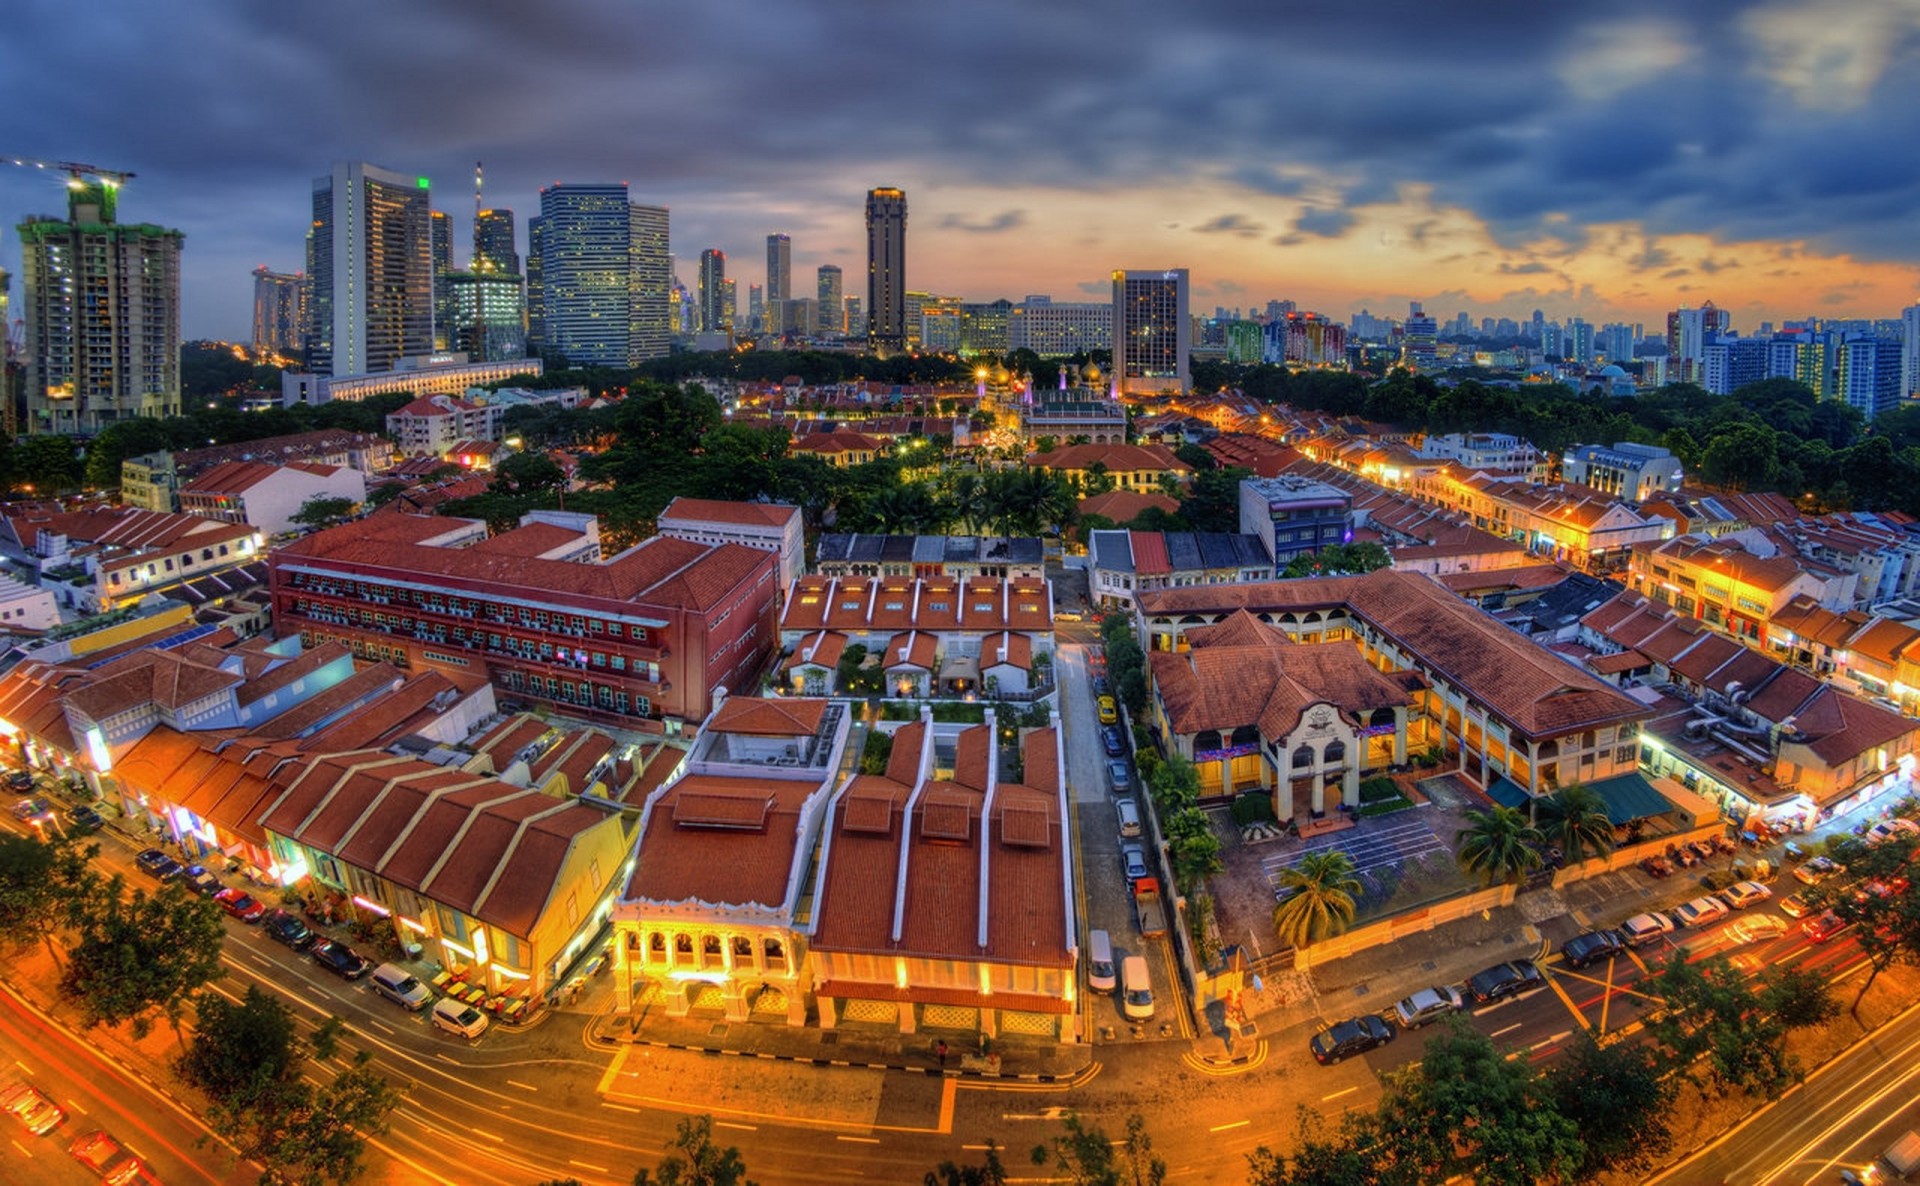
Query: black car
261,909,315,950
6,770,35,792
1467,959,1546,1004
1101,726,1126,757
1309,1015,1395,1065
1560,929,1627,970
1091,674,1111,695
310,939,372,980
181,865,224,896
65,804,105,833
133,848,184,881
1106,759,1132,795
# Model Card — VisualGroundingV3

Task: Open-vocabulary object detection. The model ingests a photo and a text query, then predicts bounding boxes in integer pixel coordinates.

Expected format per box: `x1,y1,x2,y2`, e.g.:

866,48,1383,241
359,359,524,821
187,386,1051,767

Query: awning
1488,772,1676,824
938,654,980,681
1486,776,1531,812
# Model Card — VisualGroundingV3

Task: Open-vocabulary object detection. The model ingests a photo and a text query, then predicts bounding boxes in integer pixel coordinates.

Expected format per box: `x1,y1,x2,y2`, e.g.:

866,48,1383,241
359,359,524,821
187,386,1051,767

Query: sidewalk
586,997,1097,1085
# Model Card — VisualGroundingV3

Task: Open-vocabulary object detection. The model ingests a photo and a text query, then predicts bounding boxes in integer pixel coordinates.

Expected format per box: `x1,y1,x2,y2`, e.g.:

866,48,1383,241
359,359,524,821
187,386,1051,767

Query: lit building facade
18,182,183,433
1111,269,1189,394
531,183,632,368
308,162,433,377
866,188,908,354
1008,300,1112,357
698,249,727,334
252,267,306,358
445,271,528,361
766,233,790,309
473,208,518,274
816,265,843,334
629,204,670,362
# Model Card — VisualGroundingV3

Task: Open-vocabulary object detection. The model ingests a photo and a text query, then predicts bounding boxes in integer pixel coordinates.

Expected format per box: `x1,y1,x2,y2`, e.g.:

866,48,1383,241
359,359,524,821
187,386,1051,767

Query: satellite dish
1250,974,1265,994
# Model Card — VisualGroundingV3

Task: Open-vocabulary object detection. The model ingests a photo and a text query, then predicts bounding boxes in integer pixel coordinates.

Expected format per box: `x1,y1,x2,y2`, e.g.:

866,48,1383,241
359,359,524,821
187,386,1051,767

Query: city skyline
6,1,1920,342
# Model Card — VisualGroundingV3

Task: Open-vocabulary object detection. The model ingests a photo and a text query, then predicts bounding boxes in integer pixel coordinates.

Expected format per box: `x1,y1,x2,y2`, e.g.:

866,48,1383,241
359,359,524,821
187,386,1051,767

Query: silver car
1392,985,1465,1029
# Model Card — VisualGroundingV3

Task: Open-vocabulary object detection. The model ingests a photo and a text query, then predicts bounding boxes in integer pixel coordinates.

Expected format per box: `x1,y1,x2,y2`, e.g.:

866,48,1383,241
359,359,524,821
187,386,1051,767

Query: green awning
1488,771,1673,824
1487,776,1530,811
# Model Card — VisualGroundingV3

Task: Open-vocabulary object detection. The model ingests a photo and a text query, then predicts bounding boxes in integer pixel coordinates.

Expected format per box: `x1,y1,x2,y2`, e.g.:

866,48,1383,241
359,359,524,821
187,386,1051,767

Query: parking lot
1261,818,1454,904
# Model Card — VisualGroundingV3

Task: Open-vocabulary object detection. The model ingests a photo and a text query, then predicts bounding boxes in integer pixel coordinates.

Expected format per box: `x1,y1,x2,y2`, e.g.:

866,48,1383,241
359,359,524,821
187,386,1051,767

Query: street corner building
611,695,1079,1041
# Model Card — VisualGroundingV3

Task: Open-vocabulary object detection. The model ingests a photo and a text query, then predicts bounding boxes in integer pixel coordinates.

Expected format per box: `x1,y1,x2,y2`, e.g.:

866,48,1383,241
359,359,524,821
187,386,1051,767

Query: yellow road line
1157,941,1195,1039
937,1077,956,1134
1546,973,1588,1030
593,1043,629,1095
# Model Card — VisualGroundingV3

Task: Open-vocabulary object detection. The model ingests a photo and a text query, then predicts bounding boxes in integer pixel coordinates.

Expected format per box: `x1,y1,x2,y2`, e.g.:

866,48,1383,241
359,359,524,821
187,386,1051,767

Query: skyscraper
866,187,907,354
17,181,183,433
817,265,843,335
308,162,432,376
1903,303,1920,399
474,208,518,275
747,284,764,333
527,216,546,348
628,204,670,363
445,271,527,361
698,249,727,333
252,266,306,357
430,209,455,350
1402,301,1437,370
532,183,634,368
766,233,790,309
1111,269,1190,394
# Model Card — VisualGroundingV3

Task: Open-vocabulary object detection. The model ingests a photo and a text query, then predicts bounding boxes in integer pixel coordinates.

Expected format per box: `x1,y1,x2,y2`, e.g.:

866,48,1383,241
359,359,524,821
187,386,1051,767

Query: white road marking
836,1135,880,1144
714,1121,757,1132
66,1097,89,1115
11,1138,32,1158
568,1161,610,1173
11,1060,31,1074
1490,1022,1522,1037
602,1102,640,1113
435,1053,461,1066
1210,1119,1250,1132
506,1079,538,1092
1321,1086,1358,1101
371,1021,396,1036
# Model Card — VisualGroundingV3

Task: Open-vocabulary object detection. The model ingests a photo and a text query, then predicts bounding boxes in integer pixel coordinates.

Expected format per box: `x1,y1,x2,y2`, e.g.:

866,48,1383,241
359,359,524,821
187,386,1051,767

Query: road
1651,996,1920,1185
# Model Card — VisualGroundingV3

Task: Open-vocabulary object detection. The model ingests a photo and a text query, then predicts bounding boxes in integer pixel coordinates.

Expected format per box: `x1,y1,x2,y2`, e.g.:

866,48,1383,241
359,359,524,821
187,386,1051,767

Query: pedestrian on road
935,1039,948,1068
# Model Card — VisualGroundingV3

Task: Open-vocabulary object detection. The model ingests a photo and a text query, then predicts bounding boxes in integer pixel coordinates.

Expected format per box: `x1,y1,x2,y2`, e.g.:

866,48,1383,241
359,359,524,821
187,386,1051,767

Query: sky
5,0,1920,342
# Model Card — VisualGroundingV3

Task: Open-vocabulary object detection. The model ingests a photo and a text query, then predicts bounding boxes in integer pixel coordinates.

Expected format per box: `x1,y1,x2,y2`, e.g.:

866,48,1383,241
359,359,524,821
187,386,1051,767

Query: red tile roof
709,696,827,737
659,498,800,529
1077,490,1181,523
1028,443,1189,474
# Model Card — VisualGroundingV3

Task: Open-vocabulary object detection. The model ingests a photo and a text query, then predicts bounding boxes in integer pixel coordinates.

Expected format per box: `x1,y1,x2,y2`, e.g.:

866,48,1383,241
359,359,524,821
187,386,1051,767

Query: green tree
632,1115,758,1186
1178,466,1249,533
1281,542,1393,579
84,418,173,488
1537,784,1614,865
178,984,301,1101
1699,423,1780,492
1245,1106,1384,1186
1030,1112,1163,1186
1642,952,1798,1097
0,832,101,966
9,434,84,495
1819,838,1919,1013
1546,1029,1674,1178
493,450,568,496
291,495,357,531
61,879,226,1040
1272,852,1362,948
1164,808,1222,896
260,1054,401,1186
1454,806,1544,887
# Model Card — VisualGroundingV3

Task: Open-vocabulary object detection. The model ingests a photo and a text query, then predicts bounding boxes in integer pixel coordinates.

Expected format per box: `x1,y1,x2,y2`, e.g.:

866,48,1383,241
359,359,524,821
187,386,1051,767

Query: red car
68,1129,146,1185
1802,910,1848,943
213,887,267,924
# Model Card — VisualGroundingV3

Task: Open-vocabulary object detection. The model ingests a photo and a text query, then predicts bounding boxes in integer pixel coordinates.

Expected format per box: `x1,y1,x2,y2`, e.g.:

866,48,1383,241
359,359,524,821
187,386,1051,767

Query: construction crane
2,155,135,187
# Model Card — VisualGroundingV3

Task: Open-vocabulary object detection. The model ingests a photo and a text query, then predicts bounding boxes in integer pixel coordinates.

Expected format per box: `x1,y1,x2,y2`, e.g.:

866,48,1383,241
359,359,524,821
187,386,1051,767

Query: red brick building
269,512,778,731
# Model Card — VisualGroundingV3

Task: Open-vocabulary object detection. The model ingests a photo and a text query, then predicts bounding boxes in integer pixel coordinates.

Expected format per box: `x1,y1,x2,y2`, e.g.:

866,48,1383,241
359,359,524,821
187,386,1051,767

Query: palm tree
1538,784,1615,866
1272,851,1363,949
1455,805,1545,887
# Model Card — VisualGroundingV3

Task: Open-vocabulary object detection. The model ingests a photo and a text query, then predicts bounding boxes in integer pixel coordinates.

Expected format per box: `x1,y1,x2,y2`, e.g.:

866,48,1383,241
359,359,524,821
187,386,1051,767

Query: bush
1359,776,1401,804
859,731,893,775
928,703,986,723
1358,796,1413,817
1230,793,1276,826
878,703,917,722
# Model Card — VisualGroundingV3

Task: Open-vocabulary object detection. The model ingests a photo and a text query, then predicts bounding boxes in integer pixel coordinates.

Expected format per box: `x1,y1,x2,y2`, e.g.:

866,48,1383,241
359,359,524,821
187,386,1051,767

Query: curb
587,1027,1096,1084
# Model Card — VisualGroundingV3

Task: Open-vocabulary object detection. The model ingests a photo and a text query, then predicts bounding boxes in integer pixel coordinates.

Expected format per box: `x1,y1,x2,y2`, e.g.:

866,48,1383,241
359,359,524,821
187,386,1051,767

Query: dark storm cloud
5,0,1919,335
1193,214,1264,237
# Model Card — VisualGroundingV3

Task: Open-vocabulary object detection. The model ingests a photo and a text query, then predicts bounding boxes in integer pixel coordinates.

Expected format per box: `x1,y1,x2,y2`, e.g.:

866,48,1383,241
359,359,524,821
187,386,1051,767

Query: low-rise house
1028,443,1190,494
0,504,262,613
778,575,1054,698
179,460,368,537
811,535,1044,581
1087,530,1273,612
658,498,805,591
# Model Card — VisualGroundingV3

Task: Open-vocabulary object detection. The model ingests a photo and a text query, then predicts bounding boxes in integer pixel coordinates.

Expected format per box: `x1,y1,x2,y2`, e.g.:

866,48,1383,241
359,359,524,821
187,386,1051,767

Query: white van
431,997,490,1040
1120,955,1154,1021
369,963,432,1011
1115,798,1142,838
1086,930,1116,992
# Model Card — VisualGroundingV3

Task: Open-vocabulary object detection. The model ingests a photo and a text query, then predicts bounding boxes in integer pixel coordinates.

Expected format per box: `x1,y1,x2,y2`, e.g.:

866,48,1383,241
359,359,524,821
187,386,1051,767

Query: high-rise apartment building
1402,301,1438,370
1665,301,1728,384
766,233,790,309
1111,269,1190,394
473,208,518,275
1903,304,1920,399
1008,299,1111,356
865,187,907,354
18,181,183,433
628,203,670,362
1567,318,1595,366
845,297,864,339
816,265,843,334
252,267,306,358
722,279,737,330
747,285,765,333
445,271,527,361
530,183,634,368
430,210,454,349
308,162,433,377
1836,334,1904,419
698,249,727,333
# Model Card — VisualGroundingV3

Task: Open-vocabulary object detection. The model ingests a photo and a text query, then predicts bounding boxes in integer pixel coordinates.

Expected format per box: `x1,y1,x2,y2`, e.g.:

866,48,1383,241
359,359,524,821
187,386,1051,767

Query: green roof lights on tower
417,177,430,189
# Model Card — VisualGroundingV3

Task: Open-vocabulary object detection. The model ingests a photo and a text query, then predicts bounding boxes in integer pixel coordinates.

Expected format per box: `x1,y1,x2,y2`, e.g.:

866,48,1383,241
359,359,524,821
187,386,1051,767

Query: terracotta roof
659,498,800,529
1586,649,1650,675
625,773,819,908
810,723,927,955
709,696,827,737
1152,632,1413,739
980,632,1033,672
1028,442,1190,474
1077,490,1181,523
780,575,1053,633
884,631,938,671
467,522,591,558
791,431,885,454
179,460,283,495
783,631,848,671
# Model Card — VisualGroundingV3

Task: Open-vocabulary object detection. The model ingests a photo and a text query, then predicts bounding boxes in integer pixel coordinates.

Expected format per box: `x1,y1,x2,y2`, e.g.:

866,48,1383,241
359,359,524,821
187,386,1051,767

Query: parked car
1638,855,1675,878
261,909,315,950
1717,880,1774,910
431,997,490,1039
1097,695,1119,725
64,805,105,834
1671,895,1732,928
1621,911,1677,948
1106,759,1132,795
1467,959,1546,1004
1726,915,1791,945
68,1129,145,1185
1795,855,1846,885
310,939,373,980
133,848,183,882
1090,674,1111,695
214,887,267,923
1310,1015,1395,1064
1101,726,1126,757
1085,929,1117,992
370,963,433,1011
6,770,35,792
1560,928,1628,970
1780,889,1819,918
1392,986,1465,1029
1115,798,1143,838
1802,910,1848,943
1119,955,1155,1022
181,865,223,896
1,1080,65,1136
1867,818,1920,847
1120,843,1149,885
